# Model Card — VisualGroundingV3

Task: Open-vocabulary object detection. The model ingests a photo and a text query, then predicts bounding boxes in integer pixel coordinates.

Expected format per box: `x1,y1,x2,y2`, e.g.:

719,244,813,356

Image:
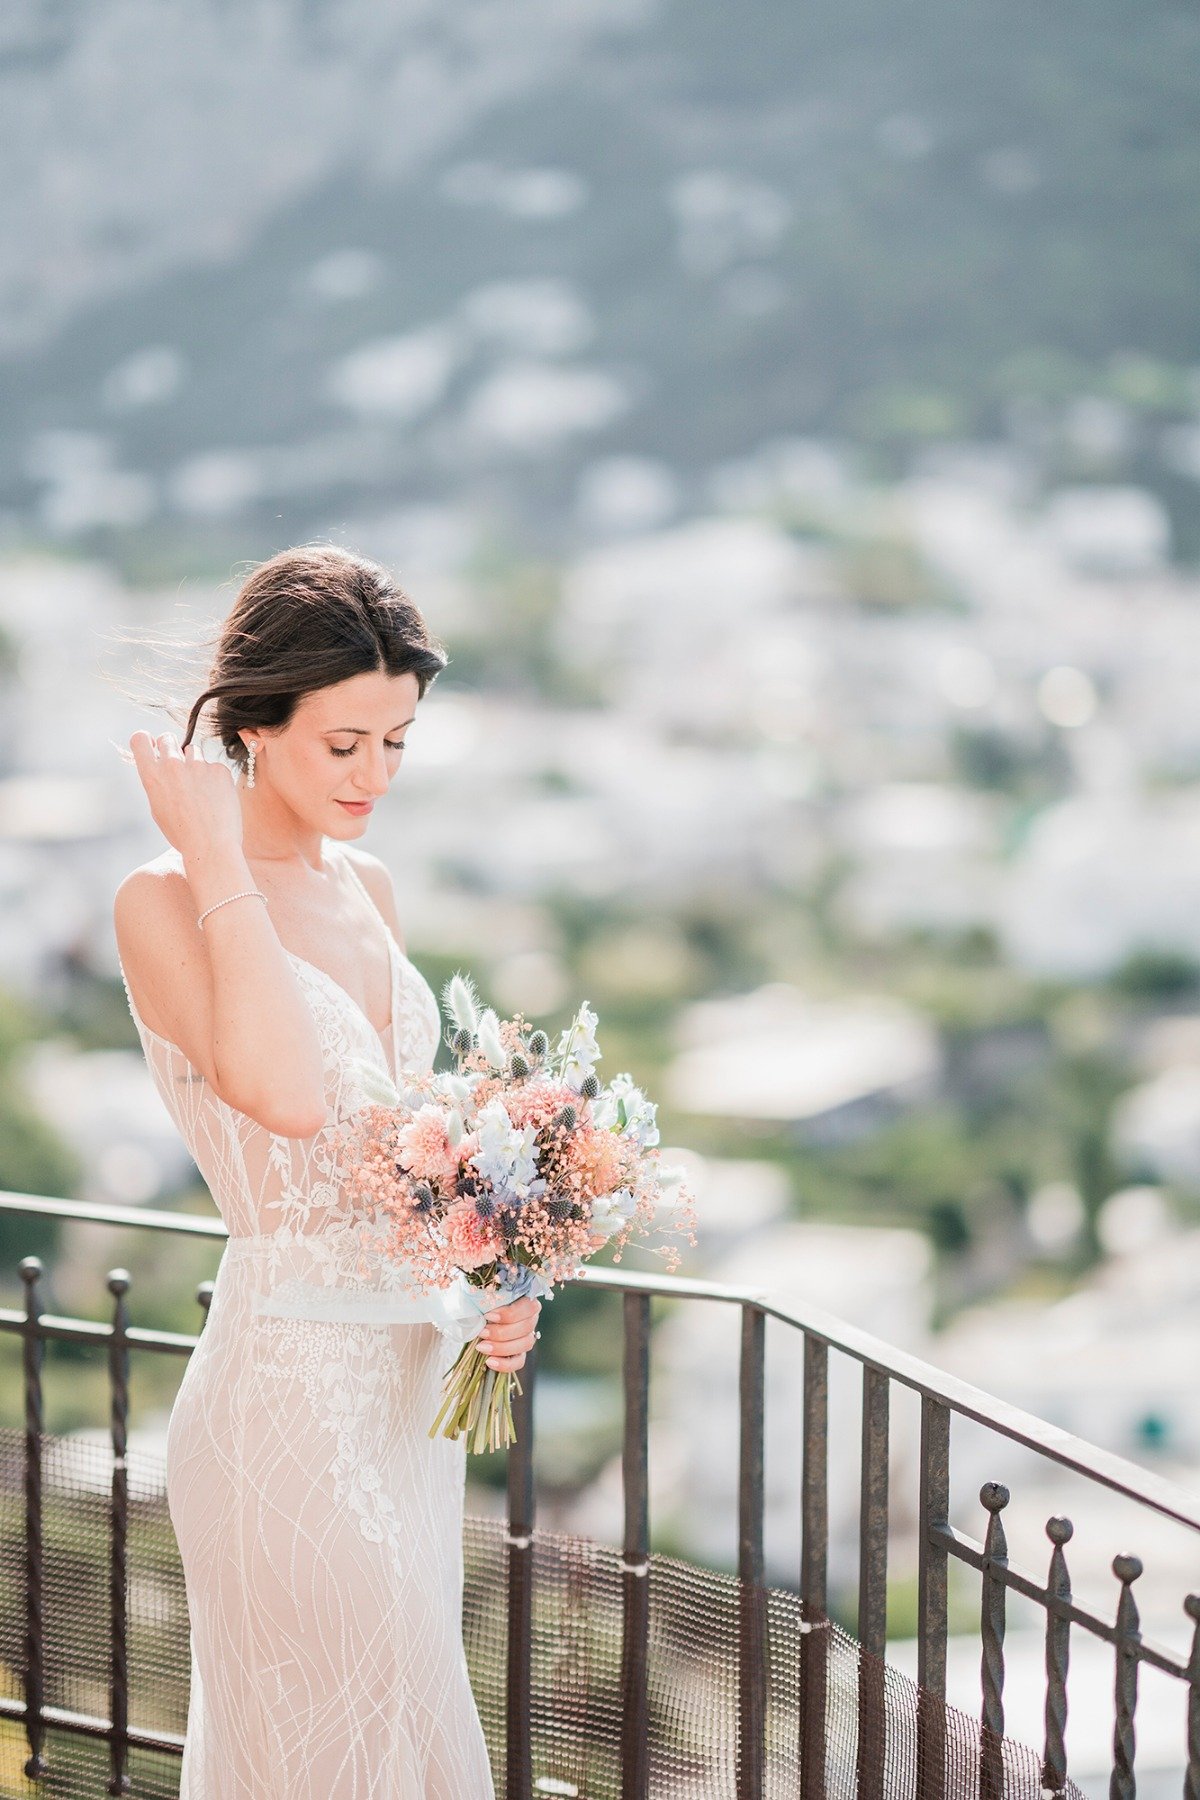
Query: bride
112,545,538,1797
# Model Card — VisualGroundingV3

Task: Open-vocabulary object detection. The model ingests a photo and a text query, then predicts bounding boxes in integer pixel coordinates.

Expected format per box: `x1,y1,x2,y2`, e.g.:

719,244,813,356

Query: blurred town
1,4,1199,1788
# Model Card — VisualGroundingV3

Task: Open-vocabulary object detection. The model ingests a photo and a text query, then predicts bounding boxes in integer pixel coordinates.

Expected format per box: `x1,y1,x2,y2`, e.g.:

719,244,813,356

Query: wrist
182,842,255,908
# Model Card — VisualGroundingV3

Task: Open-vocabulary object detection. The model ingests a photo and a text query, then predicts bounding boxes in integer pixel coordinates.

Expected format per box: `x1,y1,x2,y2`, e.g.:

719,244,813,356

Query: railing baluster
978,1482,1009,1800
800,1332,828,1800
1185,1592,1200,1800
620,1290,651,1800
506,1341,536,1800
1041,1516,1073,1800
2,1195,1200,1797
107,1271,132,1797
1110,1554,1142,1800
856,1364,888,1800
20,1256,48,1783
738,1303,767,1800
917,1394,950,1800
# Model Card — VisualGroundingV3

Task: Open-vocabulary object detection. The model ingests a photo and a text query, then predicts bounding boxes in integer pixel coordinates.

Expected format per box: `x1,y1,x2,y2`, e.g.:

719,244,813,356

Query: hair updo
175,546,448,778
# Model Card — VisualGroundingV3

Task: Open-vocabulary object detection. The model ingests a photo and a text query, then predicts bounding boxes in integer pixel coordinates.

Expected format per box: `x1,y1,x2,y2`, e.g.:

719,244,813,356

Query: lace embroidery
118,850,455,1541
118,848,497,1795
250,1317,409,1549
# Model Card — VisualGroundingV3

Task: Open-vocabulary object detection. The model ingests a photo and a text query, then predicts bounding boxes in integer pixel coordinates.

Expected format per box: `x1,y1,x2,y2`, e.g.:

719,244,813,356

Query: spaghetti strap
333,844,401,1073
114,846,489,1798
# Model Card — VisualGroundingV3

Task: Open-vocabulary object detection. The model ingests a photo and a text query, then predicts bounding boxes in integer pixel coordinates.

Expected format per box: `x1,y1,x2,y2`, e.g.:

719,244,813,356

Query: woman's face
246,667,421,833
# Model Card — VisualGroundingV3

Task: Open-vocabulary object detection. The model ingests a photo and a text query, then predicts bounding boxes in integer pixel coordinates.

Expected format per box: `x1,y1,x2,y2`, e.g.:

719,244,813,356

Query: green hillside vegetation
1,0,1198,556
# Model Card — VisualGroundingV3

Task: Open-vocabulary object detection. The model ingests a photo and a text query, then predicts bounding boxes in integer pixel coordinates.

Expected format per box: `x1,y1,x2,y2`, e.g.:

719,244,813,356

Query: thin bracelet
196,890,269,931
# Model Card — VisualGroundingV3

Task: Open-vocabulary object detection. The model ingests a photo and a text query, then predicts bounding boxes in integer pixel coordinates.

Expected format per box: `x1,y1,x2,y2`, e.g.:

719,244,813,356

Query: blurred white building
933,1199,1200,1498
997,792,1200,978
664,981,942,1143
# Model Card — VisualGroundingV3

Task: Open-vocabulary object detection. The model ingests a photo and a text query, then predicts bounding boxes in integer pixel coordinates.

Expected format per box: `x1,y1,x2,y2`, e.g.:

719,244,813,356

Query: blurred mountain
1,0,1197,553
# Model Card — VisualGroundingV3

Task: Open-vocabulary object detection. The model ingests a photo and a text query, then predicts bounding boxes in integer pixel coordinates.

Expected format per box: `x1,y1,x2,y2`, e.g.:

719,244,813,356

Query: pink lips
336,800,374,814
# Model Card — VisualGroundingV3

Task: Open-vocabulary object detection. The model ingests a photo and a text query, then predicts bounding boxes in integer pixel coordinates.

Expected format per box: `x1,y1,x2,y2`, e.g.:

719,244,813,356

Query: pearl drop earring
246,741,257,788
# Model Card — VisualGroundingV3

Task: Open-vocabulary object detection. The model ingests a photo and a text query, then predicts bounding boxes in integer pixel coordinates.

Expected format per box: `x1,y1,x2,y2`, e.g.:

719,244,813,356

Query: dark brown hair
111,545,448,777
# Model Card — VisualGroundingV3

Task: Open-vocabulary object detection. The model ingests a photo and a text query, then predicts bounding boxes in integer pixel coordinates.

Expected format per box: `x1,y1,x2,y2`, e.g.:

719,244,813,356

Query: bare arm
115,851,328,1138
116,732,328,1138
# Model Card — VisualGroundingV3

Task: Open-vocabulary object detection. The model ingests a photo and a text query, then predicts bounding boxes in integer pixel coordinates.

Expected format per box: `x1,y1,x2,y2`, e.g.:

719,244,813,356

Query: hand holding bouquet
339,974,697,1453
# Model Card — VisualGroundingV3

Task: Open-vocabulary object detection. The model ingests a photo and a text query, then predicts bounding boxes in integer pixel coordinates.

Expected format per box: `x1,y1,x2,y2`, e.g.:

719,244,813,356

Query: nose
353,743,391,797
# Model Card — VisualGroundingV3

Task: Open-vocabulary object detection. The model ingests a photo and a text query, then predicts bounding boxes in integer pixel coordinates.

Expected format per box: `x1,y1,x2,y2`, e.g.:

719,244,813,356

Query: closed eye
330,740,406,758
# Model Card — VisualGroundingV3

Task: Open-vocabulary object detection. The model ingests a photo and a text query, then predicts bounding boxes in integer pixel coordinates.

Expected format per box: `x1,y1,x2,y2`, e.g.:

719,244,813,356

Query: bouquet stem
430,1339,524,1453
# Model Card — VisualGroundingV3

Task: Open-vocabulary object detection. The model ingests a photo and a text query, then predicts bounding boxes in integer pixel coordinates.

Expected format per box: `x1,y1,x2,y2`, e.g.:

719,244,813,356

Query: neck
238,787,334,875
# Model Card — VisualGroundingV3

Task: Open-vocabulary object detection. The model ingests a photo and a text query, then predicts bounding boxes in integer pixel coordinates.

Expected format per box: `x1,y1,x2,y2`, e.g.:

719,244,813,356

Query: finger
484,1307,523,1333
483,1305,516,1328
158,732,184,762
478,1323,519,1350
487,1307,537,1340
478,1319,535,1350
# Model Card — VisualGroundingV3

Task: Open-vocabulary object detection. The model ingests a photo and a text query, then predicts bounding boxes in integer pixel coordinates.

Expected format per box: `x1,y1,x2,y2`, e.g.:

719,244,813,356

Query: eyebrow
323,719,416,735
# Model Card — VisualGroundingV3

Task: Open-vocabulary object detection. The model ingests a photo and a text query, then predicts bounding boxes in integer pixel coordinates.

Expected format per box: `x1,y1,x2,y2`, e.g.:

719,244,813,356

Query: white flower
608,1071,659,1147
470,1096,541,1192
394,1076,430,1111
590,1088,619,1131
556,999,602,1092
432,1072,474,1107
590,1186,638,1240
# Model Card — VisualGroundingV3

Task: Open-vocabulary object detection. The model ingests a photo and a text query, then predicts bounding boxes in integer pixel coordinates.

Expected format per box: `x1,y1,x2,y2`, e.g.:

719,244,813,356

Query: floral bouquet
338,974,697,1454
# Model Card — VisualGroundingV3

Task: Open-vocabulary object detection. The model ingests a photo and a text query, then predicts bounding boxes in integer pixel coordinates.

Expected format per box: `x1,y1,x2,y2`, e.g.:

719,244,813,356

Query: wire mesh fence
0,1424,1086,1800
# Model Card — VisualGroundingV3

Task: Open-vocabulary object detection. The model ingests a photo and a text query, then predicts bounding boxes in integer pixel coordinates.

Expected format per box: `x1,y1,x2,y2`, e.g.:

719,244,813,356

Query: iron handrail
1,1186,1198,1799
5,1187,1198,1531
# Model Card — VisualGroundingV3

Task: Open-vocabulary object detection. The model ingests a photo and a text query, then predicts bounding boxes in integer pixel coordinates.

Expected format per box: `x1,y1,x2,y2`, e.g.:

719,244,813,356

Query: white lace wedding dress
118,845,496,1799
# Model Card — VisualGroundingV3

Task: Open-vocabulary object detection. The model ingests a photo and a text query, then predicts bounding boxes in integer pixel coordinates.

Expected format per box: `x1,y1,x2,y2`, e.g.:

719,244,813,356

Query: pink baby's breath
337,991,700,1305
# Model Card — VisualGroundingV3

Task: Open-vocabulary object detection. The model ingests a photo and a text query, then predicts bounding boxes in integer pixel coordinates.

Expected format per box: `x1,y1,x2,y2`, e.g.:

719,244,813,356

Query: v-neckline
284,944,397,1073
281,847,399,1073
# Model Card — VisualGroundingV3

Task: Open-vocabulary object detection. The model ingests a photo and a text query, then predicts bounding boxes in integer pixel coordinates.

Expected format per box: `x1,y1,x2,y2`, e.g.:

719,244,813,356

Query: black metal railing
0,1186,1198,1798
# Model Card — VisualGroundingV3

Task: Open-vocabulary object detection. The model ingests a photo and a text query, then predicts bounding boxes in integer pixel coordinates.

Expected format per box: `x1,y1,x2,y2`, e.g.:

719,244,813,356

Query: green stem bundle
429,1339,522,1453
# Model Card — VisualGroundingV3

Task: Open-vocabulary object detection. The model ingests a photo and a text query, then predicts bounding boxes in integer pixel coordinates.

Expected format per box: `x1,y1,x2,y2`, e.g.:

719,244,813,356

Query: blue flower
493,1261,555,1303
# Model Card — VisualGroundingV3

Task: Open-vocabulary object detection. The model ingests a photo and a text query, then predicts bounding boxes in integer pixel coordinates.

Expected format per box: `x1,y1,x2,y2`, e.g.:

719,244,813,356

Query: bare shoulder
113,849,193,945
112,850,210,1048
342,845,407,954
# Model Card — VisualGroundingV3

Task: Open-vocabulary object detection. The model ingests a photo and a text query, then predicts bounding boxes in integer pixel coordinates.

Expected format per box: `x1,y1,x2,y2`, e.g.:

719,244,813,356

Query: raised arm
115,732,327,1139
